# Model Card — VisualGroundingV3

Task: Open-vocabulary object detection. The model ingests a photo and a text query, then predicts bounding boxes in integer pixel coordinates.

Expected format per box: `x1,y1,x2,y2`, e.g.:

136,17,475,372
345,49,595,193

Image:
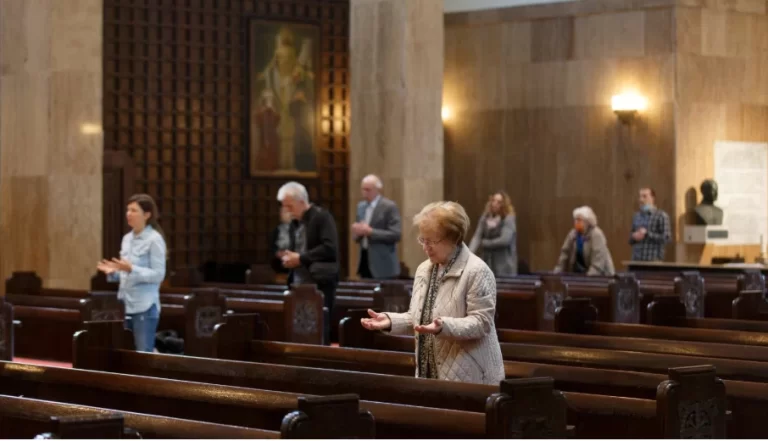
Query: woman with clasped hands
361,201,505,385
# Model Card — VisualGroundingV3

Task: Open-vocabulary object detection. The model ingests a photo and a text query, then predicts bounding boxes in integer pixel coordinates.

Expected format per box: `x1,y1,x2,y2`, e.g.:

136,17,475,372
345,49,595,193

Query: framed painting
246,19,321,178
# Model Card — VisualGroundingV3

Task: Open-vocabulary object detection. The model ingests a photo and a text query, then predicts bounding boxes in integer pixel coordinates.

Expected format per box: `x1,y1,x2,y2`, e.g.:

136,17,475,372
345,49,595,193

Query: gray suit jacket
356,197,401,279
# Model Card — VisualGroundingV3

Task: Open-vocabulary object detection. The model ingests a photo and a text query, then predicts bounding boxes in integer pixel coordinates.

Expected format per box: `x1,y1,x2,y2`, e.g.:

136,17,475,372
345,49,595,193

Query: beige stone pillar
0,0,103,291
349,0,444,277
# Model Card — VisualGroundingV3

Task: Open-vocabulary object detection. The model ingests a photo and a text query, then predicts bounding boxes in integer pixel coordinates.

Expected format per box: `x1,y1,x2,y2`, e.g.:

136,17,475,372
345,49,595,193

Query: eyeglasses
417,237,444,247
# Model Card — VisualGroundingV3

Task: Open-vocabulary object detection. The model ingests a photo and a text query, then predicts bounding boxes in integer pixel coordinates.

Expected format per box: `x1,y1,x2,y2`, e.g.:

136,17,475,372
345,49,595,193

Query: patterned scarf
417,246,461,379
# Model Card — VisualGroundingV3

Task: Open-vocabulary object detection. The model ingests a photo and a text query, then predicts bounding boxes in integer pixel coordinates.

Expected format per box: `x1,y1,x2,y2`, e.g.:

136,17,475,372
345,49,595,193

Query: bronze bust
694,179,723,225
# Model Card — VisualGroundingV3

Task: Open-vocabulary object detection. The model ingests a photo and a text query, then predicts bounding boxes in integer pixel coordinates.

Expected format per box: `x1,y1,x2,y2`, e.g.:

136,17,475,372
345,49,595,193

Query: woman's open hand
360,309,392,331
414,318,443,335
96,259,117,275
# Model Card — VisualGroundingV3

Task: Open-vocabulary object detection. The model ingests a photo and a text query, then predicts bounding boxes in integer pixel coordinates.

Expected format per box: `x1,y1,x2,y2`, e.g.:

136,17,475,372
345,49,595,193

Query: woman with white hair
554,206,615,276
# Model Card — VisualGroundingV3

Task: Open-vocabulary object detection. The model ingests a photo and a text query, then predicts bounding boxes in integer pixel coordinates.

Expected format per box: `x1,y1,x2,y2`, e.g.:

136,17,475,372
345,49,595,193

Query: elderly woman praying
554,205,615,276
361,201,505,385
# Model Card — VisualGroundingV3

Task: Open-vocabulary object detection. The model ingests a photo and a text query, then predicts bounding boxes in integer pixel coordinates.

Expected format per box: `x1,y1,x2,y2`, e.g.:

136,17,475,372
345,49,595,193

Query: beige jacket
554,226,615,276
385,244,505,385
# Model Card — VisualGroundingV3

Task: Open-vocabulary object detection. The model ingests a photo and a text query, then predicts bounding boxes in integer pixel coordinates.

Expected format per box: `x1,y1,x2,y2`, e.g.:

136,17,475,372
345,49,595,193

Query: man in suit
277,181,339,344
351,175,402,279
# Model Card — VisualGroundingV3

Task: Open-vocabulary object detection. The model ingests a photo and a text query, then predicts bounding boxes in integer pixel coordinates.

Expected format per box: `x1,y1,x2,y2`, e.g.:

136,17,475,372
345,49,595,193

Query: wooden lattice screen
103,0,350,275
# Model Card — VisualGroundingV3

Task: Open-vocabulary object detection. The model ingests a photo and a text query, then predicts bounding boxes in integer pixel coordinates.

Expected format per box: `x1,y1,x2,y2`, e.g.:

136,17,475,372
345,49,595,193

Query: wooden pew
83,329,768,436
73,321,727,438
0,301,12,361
166,281,407,345
731,289,768,320
0,396,125,439
0,394,279,438
6,271,243,359
201,285,326,345
546,297,768,351
0,360,379,438
647,295,768,333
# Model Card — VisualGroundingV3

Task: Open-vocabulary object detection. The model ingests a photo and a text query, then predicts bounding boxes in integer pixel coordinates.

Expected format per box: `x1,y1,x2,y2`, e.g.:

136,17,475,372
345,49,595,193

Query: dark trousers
358,249,374,279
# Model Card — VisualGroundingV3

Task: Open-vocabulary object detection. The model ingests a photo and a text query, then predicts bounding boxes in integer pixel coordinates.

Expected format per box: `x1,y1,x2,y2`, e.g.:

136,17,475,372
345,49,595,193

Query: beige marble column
349,0,444,276
0,0,103,291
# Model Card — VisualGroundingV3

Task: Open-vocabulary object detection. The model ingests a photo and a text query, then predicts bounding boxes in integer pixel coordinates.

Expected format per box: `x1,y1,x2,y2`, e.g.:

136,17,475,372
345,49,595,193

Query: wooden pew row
333,319,768,437
627,269,766,319
171,285,329,345
0,396,127,439
0,394,296,439
0,357,511,440
165,280,409,344
5,290,123,362
558,296,768,344
340,307,768,384
7,269,329,358
74,321,725,439
183,264,763,326
0,360,386,438
4,283,229,361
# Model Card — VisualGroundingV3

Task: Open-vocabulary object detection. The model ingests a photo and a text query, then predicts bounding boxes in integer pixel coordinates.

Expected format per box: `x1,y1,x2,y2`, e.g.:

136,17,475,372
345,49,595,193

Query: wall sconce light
80,123,103,135
441,106,452,122
611,93,647,124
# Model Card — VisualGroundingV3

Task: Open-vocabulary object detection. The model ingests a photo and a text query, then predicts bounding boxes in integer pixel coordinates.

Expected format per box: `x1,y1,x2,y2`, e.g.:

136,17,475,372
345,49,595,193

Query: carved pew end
281,394,375,439
656,365,727,438
486,377,569,439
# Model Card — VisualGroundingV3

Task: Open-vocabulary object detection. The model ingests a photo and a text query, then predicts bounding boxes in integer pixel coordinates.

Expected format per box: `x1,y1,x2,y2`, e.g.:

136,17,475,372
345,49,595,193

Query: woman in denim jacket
97,194,167,352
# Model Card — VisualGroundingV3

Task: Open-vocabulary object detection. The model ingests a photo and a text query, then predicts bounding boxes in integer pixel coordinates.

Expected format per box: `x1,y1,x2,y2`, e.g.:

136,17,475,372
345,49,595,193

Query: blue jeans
124,304,159,352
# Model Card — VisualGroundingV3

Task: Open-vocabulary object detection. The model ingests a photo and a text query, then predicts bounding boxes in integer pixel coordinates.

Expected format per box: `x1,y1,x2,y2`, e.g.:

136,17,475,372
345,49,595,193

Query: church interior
1,0,768,438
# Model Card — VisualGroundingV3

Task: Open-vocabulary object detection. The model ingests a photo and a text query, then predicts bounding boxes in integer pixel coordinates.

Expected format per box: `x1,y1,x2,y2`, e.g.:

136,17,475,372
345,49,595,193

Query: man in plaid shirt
629,188,671,261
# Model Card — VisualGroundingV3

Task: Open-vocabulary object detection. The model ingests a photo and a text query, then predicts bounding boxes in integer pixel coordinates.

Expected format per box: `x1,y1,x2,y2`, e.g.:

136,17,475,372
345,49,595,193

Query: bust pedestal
683,225,730,244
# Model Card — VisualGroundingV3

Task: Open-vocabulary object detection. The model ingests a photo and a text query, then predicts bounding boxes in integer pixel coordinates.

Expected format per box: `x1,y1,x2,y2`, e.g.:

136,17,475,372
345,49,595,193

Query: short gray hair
362,174,383,189
573,206,597,227
277,182,309,203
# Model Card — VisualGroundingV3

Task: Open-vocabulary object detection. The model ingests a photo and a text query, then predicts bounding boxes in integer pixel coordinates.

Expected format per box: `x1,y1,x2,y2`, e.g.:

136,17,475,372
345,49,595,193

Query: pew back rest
731,290,767,320
0,393,277,439
6,271,43,294
373,282,411,314
0,395,125,439
0,302,12,361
